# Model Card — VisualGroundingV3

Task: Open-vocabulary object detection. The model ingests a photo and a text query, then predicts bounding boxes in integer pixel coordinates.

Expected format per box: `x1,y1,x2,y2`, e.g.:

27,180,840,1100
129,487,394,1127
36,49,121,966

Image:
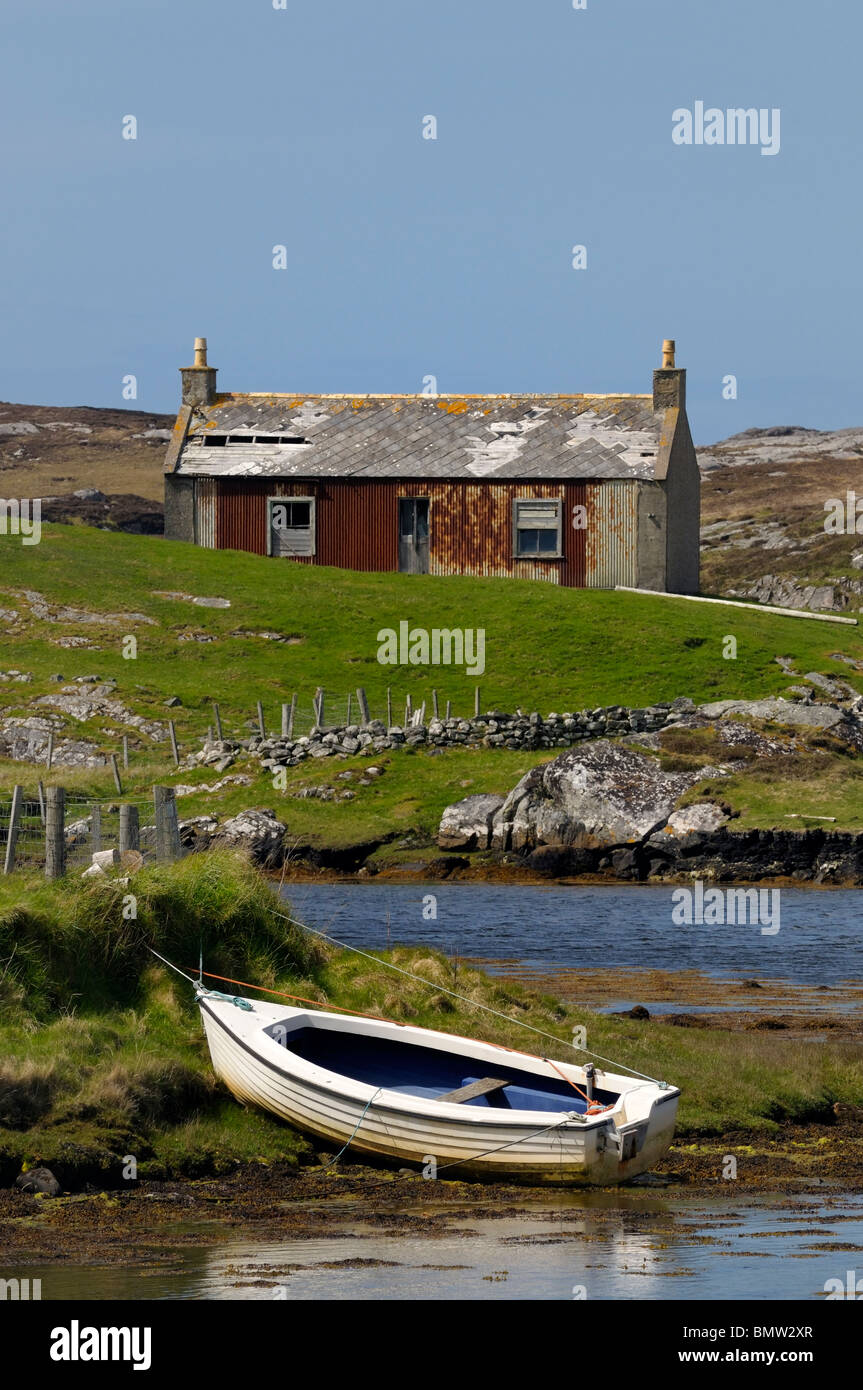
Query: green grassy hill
1,523,862,847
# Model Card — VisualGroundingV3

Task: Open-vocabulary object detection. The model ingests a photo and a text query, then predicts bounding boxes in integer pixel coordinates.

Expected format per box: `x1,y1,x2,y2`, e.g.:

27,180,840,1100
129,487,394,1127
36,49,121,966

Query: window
203,434,306,446
268,496,315,557
513,498,562,557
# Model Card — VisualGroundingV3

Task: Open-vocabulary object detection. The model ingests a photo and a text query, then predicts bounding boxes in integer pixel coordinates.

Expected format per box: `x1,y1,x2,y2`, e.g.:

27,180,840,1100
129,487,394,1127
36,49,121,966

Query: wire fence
0,787,174,876
206,685,485,745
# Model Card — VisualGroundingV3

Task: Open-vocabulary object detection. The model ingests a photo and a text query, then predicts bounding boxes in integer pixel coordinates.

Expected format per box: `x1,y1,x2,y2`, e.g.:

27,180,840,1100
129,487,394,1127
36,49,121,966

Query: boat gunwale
198,996,678,1130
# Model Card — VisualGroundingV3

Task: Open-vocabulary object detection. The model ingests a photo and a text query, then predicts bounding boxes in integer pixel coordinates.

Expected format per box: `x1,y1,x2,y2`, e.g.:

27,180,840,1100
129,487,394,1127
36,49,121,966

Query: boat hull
199,996,679,1185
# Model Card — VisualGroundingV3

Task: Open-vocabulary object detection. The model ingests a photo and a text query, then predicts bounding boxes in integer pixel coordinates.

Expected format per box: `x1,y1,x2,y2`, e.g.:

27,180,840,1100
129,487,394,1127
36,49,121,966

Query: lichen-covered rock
212,808,287,867
666,802,728,836
438,794,503,851
698,697,844,728
491,740,706,851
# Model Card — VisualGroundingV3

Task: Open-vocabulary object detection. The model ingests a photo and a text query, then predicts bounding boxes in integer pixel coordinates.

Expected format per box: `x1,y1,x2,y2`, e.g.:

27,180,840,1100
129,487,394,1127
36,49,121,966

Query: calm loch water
16,1192,863,1301
281,882,863,995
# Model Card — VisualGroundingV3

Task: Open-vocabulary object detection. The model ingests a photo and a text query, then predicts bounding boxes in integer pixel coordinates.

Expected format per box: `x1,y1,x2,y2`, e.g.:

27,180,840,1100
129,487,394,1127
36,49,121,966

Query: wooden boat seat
436,1076,511,1104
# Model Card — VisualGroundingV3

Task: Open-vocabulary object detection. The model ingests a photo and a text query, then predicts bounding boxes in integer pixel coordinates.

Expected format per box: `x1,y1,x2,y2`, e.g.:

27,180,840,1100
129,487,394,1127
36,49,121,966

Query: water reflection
19,1193,863,1302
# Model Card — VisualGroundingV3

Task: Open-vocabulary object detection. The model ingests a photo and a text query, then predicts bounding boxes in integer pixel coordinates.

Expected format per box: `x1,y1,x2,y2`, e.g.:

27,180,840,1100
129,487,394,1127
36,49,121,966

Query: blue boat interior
266,1024,618,1114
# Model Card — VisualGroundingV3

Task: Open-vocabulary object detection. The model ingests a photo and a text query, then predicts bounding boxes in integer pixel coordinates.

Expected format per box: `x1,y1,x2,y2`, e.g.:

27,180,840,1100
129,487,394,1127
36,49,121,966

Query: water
281,882,863,992
17,1192,863,1300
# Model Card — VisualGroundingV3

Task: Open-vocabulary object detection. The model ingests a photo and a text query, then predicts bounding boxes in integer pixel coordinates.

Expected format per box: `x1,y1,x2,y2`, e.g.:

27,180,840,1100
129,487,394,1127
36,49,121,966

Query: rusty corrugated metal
214,478,623,588
584,481,638,588
194,478,216,548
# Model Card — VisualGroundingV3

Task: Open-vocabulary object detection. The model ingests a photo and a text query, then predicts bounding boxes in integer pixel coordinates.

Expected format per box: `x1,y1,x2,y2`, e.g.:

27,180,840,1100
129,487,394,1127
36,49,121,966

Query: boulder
91,848,120,870
438,794,504,851
212,809,287,867
490,740,705,852
666,803,729,836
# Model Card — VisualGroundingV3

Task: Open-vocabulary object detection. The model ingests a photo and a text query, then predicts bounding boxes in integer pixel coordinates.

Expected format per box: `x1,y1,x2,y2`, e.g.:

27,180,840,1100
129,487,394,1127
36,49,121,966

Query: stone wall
196,697,694,773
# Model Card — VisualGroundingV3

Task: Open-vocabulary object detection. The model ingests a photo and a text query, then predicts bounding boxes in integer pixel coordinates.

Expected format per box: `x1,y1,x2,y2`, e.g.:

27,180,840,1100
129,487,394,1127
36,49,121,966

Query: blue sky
1,0,858,443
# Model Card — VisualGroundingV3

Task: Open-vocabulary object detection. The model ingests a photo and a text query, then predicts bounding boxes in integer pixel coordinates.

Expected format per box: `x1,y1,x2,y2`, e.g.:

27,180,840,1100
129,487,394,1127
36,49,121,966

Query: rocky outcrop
699,424,863,473
0,715,104,767
638,827,863,886
38,492,164,536
698,697,846,728
436,698,863,882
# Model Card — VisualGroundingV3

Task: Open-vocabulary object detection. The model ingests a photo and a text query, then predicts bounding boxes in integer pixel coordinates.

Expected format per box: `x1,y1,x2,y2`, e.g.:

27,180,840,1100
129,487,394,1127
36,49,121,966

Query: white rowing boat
198,991,679,1184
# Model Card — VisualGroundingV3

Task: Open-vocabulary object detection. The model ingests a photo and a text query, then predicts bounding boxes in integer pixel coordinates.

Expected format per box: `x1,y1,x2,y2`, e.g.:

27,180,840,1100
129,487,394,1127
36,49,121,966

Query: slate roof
172,393,665,482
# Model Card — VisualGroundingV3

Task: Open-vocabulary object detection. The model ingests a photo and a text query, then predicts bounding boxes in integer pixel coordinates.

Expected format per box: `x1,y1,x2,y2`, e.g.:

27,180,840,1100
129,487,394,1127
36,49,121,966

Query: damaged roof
171,393,666,481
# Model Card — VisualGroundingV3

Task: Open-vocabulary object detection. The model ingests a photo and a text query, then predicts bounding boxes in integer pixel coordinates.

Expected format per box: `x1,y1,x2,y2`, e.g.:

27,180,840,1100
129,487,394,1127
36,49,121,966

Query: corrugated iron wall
584,481,638,588
211,478,644,589
193,478,217,549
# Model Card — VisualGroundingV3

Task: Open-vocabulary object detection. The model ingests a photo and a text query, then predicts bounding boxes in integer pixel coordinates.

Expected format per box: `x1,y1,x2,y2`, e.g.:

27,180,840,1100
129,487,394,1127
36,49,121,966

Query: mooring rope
432,1113,580,1175
321,1087,385,1169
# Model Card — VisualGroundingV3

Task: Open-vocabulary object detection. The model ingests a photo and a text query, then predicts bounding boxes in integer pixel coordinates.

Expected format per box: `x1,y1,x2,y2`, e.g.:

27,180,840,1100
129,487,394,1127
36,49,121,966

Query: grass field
1,523,863,842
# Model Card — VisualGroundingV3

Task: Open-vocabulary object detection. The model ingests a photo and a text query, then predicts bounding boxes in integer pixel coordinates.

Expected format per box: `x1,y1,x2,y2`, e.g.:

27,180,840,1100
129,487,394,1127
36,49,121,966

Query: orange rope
543,1055,612,1114
187,967,405,1028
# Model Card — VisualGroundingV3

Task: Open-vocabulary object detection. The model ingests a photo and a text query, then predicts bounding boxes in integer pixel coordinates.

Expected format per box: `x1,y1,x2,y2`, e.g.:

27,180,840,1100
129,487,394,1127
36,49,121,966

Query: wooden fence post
37,780,46,825
346,692,352,726
3,785,23,874
386,688,392,727
110,753,123,794
313,687,324,729
168,721,179,767
287,693,296,739
256,701,266,739
46,732,54,770
446,700,452,720
432,689,439,719
356,687,370,726
212,703,223,741
474,686,481,717
122,734,129,769
91,804,102,854
45,786,65,880
119,804,140,853
153,786,181,862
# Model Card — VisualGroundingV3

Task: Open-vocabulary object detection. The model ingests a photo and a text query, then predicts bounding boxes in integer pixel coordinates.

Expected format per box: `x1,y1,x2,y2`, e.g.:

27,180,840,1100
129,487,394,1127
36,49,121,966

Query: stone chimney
180,337,218,407
653,338,686,411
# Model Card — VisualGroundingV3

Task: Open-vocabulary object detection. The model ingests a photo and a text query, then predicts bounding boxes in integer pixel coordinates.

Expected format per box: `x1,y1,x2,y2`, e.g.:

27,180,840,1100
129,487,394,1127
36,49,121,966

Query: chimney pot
180,336,218,407
653,339,685,412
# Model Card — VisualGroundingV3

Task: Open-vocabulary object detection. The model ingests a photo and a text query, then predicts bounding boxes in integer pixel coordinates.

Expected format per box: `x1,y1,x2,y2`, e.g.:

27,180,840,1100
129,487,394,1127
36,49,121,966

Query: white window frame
513,496,563,559
268,495,316,558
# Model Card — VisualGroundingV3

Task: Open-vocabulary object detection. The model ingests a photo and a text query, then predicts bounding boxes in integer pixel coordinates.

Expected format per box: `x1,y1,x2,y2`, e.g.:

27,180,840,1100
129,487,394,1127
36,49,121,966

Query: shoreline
274,861,863,890
4,1125,863,1267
